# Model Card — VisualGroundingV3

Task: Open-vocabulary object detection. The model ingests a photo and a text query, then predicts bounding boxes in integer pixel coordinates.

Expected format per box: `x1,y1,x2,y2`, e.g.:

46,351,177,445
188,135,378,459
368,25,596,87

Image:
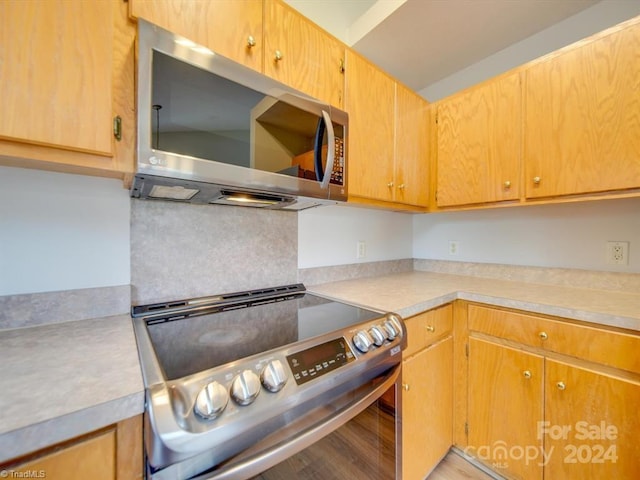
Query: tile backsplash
130,200,298,305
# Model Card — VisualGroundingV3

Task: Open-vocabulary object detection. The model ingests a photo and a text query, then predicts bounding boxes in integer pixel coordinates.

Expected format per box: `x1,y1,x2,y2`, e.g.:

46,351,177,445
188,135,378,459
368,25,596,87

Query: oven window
250,389,397,479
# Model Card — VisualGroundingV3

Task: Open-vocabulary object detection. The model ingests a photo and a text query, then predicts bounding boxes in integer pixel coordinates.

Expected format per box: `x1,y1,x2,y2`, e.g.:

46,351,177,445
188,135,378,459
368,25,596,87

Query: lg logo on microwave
148,156,167,166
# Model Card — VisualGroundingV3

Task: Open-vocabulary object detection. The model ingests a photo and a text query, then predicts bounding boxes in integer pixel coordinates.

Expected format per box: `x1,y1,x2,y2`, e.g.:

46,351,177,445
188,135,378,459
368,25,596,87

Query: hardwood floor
249,394,497,480
428,451,499,480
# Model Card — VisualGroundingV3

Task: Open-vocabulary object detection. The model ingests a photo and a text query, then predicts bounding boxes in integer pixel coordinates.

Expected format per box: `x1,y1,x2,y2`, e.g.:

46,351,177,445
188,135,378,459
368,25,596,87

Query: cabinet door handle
247,35,256,48
274,50,283,62
539,331,548,340
523,370,532,379
387,181,394,188
402,383,410,391
533,176,542,185
425,325,435,333
503,180,511,189
398,184,405,190
113,116,122,141
556,381,566,391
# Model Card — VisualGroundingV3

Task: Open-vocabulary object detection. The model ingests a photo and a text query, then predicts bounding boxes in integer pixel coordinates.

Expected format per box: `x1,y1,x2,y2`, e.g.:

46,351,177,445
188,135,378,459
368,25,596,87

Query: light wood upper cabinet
0,0,135,178
129,0,263,71
264,0,345,108
524,19,640,199
436,71,521,207
345,51,396,202
346,52,429,208
395,84,430,207
0,0,111,154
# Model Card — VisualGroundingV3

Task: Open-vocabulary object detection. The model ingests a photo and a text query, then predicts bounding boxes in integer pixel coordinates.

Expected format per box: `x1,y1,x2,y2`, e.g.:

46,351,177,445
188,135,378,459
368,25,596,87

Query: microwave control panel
330,137,345,186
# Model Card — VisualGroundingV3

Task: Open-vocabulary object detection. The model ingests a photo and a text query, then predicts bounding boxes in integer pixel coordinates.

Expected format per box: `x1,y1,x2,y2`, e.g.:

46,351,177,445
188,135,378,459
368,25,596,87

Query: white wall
298,205,413,268
413,198,640,273
420,0,640,101
0,167,130,295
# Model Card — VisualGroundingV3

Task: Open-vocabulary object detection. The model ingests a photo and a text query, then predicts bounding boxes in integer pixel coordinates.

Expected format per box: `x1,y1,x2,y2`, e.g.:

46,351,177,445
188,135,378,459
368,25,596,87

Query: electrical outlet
357,241,366,259
448,241,460,256
606,241,629,265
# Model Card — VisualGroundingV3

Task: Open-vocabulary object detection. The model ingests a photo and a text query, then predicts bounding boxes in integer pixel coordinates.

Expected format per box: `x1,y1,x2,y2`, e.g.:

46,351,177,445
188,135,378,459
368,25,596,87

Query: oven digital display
286,338,355,385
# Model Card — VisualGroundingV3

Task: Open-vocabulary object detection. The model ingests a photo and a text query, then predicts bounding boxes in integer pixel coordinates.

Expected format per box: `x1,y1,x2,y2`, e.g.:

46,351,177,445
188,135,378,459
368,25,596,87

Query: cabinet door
402,337,453,480
10,430,116,480
2,416,142,480
524,22,640,198
545,359,640,479
129,0,263,71
468,337,544,480
264,0,344,108
395,84,429,207
437,72,521,207
345,51,396,202
0,0,113,155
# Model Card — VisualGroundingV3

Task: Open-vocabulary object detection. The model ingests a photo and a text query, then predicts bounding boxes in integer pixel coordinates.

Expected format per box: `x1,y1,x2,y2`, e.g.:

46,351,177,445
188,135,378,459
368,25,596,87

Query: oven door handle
192,365,400,480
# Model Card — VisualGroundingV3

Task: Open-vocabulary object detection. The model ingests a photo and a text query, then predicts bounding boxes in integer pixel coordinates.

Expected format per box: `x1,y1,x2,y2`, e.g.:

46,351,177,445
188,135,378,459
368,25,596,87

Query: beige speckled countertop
0,314,144,463
1,270,638,464
308,271,640,332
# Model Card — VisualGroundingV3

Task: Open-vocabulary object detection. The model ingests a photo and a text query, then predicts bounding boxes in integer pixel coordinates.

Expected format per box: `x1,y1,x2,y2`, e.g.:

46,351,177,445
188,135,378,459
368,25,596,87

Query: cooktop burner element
137,284,381,380
132,283,406,480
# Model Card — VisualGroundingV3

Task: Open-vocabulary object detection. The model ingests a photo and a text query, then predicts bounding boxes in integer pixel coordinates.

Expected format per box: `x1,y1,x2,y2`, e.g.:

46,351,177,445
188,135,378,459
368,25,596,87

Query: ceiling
284,0,602,92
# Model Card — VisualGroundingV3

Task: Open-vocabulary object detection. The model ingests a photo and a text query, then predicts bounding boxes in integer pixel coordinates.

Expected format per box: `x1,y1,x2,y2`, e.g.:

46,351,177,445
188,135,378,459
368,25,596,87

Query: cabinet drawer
404,304,453,358
469,305,640,374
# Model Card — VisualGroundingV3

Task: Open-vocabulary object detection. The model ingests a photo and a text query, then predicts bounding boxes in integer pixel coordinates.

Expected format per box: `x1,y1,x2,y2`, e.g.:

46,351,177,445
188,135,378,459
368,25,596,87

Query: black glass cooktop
142,289,381,381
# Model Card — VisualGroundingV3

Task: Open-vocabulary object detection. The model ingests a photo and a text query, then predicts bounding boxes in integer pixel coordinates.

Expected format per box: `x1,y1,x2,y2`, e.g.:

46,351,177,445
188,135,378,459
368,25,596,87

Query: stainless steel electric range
132,283,406,480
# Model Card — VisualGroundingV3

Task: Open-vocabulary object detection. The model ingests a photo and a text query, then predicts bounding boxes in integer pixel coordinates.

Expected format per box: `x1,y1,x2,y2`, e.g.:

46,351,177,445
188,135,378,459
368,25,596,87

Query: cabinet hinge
435,112,438,124
435,191,438,202
113,116,122,141
465,422,469,435
465,343,469,357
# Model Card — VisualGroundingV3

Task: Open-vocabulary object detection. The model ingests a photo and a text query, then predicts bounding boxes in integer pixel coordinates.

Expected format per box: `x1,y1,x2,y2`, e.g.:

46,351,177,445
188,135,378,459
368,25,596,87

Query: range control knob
384,314,402,340
230,370,261,406
194,381,228,420
383,318,400,340
261,359,288,393
368,325,386,347
353,330,373,353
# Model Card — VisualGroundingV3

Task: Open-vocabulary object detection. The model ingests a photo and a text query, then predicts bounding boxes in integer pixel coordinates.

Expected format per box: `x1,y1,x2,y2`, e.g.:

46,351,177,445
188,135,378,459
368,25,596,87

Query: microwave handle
313,110,335,189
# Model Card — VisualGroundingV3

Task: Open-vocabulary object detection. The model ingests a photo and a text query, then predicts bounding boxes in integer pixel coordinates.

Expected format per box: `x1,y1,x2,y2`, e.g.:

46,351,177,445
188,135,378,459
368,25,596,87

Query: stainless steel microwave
131,20,348,210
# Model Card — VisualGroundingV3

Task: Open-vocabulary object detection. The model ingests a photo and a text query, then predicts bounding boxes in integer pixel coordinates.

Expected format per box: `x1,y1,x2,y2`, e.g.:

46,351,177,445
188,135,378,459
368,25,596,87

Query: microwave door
313,111,336,190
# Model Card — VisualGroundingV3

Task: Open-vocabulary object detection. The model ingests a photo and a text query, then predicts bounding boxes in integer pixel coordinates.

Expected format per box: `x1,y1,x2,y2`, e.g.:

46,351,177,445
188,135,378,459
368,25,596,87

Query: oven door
190,365,401,480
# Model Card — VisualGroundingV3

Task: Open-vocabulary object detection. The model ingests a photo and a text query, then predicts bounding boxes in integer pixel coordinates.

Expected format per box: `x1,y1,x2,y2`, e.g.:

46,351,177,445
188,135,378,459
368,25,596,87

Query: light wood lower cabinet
544,359,640,480
401,305,453,479
1,415,142,480
468,337,544,480
464,304,640,480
